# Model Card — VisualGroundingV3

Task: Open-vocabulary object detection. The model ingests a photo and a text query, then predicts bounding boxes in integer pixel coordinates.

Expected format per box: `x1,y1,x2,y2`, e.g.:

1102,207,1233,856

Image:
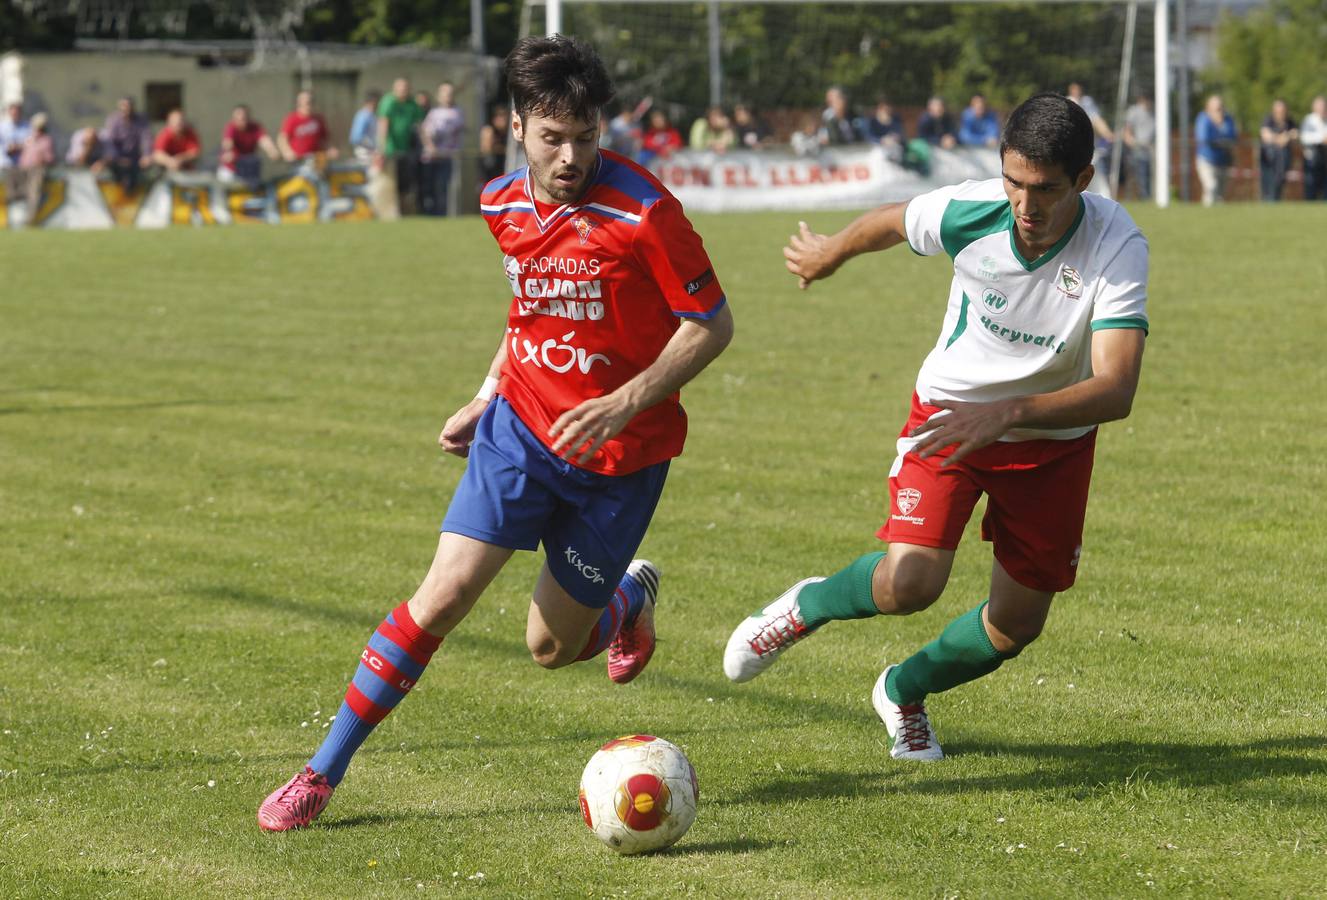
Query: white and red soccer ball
579,734,699,854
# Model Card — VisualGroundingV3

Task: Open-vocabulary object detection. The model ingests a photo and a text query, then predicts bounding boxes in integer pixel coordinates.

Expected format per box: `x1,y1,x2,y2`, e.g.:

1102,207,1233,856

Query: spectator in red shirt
279,90,339,164
640,109,682,165
151,109,201,172
218,104,279,184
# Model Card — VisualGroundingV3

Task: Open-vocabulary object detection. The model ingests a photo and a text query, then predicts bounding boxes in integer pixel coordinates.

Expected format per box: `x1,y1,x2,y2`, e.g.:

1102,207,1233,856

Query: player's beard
527,152,591,205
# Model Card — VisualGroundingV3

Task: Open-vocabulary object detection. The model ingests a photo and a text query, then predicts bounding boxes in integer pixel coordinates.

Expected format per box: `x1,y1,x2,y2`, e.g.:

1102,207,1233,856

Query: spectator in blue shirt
1,101,31,171
1195,93,1237,206
958,94,1001,147
349,90,382,160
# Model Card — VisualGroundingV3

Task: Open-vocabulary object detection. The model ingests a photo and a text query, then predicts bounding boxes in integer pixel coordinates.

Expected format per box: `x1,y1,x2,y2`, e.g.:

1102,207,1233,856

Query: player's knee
876,568,946,615
988,617,1044,653
409,584,473,636
527,634,577,669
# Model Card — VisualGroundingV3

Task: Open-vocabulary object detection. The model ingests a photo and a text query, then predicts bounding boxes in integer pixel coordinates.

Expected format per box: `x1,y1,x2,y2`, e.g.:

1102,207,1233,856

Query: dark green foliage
1210,0,1327,128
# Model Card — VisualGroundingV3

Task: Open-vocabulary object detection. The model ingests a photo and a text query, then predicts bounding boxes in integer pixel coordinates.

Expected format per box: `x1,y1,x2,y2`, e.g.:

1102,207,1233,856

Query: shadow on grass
645,670,864,725
322,810,452,830
724,736,1327,807
921,735,1327,801
196,584,529,661
658,837,786,856
0,396,294,416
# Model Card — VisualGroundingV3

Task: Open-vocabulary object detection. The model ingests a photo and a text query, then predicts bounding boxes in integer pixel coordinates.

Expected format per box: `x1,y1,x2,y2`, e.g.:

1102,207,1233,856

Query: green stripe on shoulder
1091,316,1150,335
940,199,1011,260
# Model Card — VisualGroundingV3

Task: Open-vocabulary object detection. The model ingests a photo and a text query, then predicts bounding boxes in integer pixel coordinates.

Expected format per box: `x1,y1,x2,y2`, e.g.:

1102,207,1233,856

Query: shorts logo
1056,264,1083,299
1071,544,1081,567
564,546,606,584
892,487,926,525
981,288,1009,317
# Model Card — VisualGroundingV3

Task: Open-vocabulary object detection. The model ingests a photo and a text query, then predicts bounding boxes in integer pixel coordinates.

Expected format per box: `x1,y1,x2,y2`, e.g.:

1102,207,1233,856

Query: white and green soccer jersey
904,178,1149,441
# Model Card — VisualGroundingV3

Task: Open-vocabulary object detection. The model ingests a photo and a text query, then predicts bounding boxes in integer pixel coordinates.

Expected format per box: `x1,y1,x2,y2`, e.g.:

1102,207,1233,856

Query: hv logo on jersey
981,288,1010,317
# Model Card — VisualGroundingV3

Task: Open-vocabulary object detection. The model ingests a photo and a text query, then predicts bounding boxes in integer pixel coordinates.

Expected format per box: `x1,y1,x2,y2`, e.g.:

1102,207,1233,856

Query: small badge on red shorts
894,487,925,524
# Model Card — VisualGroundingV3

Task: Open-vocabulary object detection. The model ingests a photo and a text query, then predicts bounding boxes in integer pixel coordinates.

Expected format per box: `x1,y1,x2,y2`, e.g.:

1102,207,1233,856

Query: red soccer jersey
480,149,726,476
280,112,329,156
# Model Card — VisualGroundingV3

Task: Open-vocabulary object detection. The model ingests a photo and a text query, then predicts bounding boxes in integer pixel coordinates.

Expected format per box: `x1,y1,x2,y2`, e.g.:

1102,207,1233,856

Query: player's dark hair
1000,92,1096,180
505,35,615,123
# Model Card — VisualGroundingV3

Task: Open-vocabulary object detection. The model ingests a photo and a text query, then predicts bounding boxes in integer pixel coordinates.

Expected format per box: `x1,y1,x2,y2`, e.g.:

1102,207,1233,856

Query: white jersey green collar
903,178,1149,442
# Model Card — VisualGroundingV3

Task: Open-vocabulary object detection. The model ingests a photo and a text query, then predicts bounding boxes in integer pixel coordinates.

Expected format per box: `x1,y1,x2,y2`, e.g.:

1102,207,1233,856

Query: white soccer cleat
723,577,825,683
872,664,944,761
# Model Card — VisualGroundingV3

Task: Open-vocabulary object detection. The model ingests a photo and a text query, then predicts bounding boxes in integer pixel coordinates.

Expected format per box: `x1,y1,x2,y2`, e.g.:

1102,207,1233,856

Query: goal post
531,0,1171,207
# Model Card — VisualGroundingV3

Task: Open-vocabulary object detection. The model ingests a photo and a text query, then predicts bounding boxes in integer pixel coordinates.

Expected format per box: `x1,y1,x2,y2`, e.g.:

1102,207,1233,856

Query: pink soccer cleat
607,560,661,685
257,766,334,832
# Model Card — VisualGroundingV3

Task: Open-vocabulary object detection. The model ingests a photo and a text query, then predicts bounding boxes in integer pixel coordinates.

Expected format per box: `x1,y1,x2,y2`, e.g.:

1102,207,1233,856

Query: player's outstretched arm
548,304,735,464
784,201,910,289
439,337,508,458
912,328,1146,466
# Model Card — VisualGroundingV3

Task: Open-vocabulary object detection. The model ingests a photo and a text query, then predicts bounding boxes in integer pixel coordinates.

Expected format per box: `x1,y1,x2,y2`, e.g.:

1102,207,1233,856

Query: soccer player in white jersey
723,92,1148,760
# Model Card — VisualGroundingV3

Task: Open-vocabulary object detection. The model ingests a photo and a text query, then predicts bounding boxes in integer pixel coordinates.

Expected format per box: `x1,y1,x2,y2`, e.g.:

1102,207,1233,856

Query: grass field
2,203,1325,898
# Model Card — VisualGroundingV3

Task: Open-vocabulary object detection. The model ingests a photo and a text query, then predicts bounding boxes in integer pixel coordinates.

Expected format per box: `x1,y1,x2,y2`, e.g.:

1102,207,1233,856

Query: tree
1211,0,1327,128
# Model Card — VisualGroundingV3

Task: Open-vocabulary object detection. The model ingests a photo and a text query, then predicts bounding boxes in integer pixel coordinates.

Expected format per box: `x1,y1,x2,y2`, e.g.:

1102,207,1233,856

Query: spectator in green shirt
376,78,425,214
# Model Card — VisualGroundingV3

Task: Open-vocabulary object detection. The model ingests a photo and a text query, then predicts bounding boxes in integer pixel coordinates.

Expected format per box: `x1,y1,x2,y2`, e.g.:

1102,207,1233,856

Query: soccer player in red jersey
258,35,733,831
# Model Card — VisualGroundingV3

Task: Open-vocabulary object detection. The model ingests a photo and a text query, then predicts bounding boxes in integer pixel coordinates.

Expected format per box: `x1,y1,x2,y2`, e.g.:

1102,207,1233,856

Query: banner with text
0,164,377,230
649,145,1003,213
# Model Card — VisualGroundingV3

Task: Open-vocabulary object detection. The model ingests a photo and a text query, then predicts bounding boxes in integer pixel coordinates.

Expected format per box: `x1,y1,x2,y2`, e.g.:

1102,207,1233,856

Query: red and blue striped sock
575,571,646,662
308,601,443,786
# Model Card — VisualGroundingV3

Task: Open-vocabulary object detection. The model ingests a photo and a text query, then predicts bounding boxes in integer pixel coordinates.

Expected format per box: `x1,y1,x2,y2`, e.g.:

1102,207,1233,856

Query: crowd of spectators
3,79,1326,225
0,76,478,224
1191,92,1327,204
598,84,1327,205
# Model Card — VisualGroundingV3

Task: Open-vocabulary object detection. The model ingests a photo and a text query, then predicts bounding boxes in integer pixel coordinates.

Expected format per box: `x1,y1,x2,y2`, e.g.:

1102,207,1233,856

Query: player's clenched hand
910,399,1019,467
547,394,634,465
438,398,490,457
783,220,842,289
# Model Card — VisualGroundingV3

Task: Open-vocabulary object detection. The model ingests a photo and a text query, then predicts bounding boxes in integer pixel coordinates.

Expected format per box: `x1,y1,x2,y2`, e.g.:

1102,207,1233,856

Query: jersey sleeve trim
674,295,728,320
1091,315,1149,335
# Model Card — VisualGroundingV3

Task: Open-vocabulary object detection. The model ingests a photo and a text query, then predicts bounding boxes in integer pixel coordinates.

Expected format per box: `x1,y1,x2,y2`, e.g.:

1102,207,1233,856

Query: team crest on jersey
571,214,597,245
896,488,922,516
1056,264,1083,299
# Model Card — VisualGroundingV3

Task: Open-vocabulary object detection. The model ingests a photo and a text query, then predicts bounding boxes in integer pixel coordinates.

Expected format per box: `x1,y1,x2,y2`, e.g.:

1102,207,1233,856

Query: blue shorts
441,396,669,608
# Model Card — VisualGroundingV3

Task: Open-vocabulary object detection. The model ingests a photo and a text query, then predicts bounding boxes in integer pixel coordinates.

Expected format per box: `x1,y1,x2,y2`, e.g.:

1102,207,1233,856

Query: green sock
885,601,1020,704
796,552,885,629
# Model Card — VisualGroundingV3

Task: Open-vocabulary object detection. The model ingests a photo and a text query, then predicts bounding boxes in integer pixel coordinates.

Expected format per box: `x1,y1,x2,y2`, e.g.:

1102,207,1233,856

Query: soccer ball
578,734,699,855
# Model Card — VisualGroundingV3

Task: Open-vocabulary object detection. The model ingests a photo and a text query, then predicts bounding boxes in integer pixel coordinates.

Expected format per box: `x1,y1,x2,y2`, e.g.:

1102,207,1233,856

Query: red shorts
876,394,1097,593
